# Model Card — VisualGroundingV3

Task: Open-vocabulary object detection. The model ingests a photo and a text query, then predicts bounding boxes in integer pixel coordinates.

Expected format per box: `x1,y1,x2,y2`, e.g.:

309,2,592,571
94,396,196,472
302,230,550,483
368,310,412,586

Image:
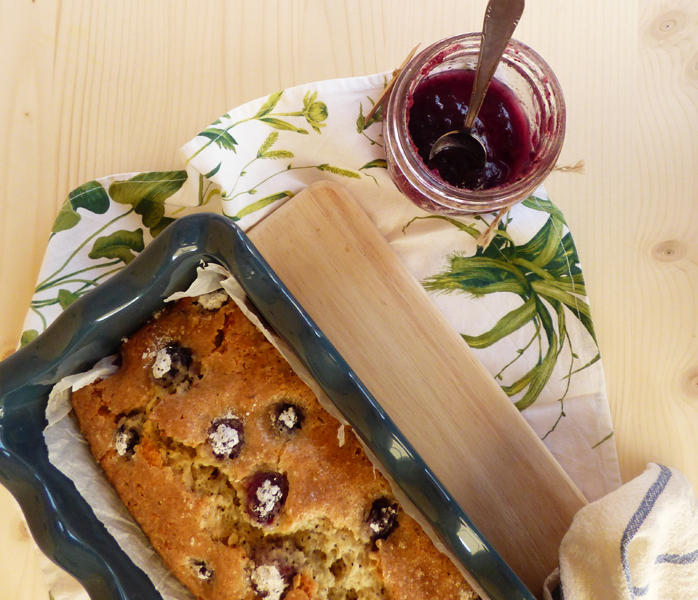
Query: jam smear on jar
408,69,533,190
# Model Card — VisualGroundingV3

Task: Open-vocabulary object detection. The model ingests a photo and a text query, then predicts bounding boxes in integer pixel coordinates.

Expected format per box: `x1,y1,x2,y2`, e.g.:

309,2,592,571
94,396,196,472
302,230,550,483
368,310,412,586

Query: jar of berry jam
383,34,565,215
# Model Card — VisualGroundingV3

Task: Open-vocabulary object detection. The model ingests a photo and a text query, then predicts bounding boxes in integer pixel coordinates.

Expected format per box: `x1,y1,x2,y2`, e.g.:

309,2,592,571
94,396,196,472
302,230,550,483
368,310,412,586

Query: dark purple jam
408,69,533,190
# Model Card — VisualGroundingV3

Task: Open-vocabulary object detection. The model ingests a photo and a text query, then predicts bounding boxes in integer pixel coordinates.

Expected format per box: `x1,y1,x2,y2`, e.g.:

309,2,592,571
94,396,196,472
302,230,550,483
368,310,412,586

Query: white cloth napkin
545,463,698,600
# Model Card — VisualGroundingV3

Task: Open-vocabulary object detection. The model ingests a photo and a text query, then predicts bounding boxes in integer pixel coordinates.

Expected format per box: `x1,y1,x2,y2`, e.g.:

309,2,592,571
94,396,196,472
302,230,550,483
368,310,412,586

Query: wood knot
651,240,686,262
681,367,698,399
648,10,689,41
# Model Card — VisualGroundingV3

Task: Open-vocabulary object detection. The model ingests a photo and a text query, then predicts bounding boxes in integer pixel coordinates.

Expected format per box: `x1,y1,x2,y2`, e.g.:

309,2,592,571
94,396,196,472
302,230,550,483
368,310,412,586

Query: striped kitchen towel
546,463,698,599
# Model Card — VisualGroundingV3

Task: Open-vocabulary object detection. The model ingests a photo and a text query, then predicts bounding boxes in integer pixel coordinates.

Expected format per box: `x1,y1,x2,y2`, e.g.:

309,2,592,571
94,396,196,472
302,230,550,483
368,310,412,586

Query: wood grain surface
0,1,696,598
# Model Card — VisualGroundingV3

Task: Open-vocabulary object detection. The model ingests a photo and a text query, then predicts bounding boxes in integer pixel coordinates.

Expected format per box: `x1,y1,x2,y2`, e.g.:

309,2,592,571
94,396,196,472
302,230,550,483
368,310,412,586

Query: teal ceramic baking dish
0,214,534,600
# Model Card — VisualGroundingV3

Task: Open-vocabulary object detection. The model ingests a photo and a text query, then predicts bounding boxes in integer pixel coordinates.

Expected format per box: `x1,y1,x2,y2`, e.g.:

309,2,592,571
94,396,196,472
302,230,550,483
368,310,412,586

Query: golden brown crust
378,514,479,600
71,295,477,600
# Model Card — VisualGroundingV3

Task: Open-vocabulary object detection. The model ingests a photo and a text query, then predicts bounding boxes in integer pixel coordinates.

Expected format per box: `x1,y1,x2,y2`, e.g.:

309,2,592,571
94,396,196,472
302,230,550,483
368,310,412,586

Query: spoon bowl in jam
428,0,525,182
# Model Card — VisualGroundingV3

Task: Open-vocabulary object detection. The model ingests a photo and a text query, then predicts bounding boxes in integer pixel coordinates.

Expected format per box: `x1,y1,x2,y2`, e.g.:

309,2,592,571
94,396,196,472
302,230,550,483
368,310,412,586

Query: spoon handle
464,0,525,130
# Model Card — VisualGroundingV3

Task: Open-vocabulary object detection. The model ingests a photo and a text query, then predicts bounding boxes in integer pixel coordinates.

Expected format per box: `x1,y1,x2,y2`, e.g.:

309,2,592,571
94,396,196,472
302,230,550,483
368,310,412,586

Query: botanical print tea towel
22,72,627,598
24,73,621,501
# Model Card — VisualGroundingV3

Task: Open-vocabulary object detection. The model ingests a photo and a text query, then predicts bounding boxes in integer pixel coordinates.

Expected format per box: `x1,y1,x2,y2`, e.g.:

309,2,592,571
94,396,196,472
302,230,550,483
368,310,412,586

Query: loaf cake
71,289,479,600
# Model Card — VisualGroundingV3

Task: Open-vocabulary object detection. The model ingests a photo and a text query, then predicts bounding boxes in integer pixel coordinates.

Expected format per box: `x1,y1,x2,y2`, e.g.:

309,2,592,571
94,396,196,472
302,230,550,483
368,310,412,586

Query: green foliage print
186,90,329,165
222,131,361,221
109,170,187,237
23,172,187,345
359,158,388,185
356,78,388,147
88,228,145,264
405,196,600,436
183,88,362,220
52,180,110,234
355,80,389,185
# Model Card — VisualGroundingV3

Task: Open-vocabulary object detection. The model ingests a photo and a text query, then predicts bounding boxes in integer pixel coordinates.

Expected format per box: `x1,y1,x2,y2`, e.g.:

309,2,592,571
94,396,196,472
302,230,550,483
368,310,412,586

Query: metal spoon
428,0,525,170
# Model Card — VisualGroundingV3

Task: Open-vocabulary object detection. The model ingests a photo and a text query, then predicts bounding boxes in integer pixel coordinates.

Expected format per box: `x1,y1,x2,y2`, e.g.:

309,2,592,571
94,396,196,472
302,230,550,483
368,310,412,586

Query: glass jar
383,34,566,215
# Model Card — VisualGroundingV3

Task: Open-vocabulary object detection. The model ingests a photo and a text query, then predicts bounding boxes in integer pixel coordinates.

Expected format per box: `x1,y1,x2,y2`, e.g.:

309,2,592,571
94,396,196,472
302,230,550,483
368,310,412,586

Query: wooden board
247,181,588,598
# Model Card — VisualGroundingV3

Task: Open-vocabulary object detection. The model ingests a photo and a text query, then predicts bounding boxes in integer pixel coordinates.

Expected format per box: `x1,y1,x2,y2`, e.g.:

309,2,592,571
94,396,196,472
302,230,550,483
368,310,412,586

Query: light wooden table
1,1,696,598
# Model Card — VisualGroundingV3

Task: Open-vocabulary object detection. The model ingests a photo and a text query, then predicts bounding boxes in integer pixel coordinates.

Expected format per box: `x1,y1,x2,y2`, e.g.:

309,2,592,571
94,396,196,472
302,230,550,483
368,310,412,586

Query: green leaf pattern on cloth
57,289,80,309
109,171,187,235
52,180,110,233
88,229,145,265
24,74,621,502
405,200,598,434
20,329,39,347
25,171,192,339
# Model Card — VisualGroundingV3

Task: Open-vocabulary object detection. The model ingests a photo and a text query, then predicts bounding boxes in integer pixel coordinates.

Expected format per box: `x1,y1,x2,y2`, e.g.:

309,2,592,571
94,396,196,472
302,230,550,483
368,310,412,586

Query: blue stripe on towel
558,563,565,600
656,549,698,565
621,464,672,598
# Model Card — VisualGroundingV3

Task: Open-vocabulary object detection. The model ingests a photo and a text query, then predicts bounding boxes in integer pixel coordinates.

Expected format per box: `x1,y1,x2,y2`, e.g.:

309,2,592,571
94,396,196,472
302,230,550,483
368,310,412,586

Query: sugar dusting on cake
209,421,240,456
114,428,136,457
197,289,228,311
251,564,287,600
256,479,283,520
278,406,298,430
337,424,345,447
151,347,173,379
190,559,214,581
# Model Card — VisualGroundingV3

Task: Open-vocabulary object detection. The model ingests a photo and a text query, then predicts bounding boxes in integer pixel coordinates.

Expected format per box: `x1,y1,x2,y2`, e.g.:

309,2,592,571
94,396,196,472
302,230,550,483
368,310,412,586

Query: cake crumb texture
71,296,479,600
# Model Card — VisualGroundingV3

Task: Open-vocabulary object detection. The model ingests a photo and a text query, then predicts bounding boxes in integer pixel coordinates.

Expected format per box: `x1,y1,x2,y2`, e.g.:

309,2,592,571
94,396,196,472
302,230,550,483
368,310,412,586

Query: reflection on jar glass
383,34,566,215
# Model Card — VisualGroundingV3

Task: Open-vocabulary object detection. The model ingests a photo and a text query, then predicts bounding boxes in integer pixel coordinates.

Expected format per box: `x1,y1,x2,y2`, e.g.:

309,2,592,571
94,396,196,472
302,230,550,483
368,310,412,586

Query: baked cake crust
71,293,479,600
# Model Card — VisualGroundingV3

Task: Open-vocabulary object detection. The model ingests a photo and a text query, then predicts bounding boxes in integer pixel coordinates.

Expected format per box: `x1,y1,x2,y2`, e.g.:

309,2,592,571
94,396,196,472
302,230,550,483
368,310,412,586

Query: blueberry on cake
71,290,479,600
